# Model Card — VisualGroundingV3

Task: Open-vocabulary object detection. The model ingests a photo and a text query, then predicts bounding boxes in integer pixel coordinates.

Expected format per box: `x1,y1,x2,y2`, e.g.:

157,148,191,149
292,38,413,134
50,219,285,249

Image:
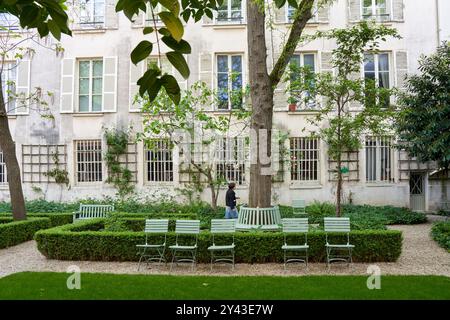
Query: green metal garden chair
324,217,355,270
208,219,236,271
136,219,169,271
169,220,201,271
281,218,309,270
292,199,306,215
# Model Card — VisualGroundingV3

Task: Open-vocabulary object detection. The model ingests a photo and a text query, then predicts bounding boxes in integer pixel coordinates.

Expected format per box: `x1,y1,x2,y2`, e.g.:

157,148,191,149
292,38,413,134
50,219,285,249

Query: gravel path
0,219,449,278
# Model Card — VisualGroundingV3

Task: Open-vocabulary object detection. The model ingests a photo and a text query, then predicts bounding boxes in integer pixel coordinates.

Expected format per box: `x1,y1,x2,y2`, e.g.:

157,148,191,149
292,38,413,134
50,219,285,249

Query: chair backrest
175,220,200,234
324,217,351,233
282,218,309,233
210,219,235,234
79,204,114,218
144,219,169,233
292,199,305,208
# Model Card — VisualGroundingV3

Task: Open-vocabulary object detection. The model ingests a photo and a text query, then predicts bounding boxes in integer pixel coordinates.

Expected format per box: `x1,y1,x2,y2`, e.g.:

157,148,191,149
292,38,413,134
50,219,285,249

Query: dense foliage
0,217,50,249
431,221,450,252
35,219,402,263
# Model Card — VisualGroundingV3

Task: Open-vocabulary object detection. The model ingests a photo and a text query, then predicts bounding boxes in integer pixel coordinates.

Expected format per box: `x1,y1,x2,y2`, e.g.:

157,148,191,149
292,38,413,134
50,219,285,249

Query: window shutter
317,2,329,23
102,56,117,112
129,60,145,111
395,51,408,89
132,13,144,27
348,0,361,22
105,0,119,29
199,53,214,110
273,6,286,23
15,59,30,115
392,0,404,21
320,51,334,108
60,58,75,113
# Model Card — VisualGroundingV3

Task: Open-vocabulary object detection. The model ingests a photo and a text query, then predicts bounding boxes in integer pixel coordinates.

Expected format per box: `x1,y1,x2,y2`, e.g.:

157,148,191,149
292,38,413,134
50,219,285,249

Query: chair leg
170,250,176,272
305,249,308,270
210,251,214,272
137,247,146,271
232,249,235,271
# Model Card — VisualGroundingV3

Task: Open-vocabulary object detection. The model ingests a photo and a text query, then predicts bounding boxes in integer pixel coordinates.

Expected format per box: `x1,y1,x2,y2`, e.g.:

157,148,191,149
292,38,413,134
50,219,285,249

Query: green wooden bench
73,204,114,221
235,206,281,231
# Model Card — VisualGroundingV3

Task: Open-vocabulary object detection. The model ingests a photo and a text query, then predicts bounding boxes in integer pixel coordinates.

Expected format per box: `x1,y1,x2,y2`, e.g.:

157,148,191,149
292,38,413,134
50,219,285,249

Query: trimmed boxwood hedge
431,221,450,252
0,217,51,249
0,213,73,227
35,219,403,263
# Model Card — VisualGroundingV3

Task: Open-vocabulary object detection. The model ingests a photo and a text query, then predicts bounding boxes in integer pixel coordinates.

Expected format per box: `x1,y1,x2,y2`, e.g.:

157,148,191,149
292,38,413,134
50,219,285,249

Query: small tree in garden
396,42,450,206
138,80,250,210
287,22,399,216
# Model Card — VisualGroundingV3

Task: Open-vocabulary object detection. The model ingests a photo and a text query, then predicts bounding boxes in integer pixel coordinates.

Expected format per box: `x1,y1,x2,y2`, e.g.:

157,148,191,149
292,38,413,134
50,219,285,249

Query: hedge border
431,221,450,252
35,219,403,263
0,213,73,227
0,217,51,249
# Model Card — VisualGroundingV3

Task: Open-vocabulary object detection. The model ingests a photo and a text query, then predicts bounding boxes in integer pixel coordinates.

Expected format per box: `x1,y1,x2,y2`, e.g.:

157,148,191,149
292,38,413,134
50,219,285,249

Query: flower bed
35,219,403,263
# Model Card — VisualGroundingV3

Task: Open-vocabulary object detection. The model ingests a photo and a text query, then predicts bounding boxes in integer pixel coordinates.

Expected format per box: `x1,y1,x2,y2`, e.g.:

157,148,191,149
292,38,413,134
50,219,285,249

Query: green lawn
0,272,448,300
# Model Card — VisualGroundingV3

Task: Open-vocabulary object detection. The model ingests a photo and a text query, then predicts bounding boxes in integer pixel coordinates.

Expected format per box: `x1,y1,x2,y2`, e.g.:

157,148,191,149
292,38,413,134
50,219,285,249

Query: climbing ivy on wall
104,128,134,198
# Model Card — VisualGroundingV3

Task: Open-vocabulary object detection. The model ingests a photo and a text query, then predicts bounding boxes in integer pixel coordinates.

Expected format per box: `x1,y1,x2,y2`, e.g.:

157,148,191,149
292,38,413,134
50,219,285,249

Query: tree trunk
247,1,273,208
0,73,26,221
336,158,342,217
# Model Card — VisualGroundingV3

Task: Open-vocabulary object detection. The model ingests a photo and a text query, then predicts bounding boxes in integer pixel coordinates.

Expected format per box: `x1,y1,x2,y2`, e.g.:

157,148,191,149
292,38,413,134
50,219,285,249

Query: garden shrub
431,221,450,251
0,212,73,227
35,219,402,263
0,217,50,249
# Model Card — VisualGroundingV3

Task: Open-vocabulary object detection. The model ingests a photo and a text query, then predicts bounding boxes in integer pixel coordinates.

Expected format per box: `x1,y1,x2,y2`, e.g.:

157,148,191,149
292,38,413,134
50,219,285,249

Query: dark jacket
225,189,237,209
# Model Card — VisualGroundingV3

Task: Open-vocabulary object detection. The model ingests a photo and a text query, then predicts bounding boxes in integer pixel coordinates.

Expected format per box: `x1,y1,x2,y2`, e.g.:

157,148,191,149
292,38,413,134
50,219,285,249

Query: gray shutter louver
348,0,361,22
317,2,329,23
199,53,214,110
273,5,286,23
60,58,75,113
273,47,287,111
395,51,408,89
392,0,404,21
129,60,145,111
105,0,119,29
15,59,30,115
102,56,117,112
320,51,334,108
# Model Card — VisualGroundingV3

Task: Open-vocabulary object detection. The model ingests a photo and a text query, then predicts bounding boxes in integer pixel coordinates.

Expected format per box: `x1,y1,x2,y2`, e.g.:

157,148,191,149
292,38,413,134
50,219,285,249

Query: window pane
79,78,89,95
231,0,241,10
92,60,103,76
79,95,89,111
92,95,102,111
304,54,315,71
231,56,242,73
218,74,229,109
217,55,228,72
376,0,387,15
79,61,90,77
92,78,102,94
364,54,375,72
378,53,389,71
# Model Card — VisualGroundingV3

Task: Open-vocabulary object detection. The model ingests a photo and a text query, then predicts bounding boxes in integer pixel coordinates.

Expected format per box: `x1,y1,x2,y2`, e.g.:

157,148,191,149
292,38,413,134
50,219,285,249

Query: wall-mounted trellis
110,143,138,183
22,144,67,183
398,150,438,181
327,151,360,182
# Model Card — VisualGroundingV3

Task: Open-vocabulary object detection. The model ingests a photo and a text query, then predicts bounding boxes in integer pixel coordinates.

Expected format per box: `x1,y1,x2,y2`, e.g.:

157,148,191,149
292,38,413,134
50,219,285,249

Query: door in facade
410,172,425,211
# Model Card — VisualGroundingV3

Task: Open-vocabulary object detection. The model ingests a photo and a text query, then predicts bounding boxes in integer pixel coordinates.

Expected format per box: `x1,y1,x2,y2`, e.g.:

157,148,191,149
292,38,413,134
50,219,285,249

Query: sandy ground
0,217,448,278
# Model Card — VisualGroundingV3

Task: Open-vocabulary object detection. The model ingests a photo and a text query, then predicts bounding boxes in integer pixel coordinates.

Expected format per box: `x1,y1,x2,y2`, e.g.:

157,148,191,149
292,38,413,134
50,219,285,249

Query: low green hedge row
0,213,73,227
431,221,450,252
35,219,403,263
0,217,51,249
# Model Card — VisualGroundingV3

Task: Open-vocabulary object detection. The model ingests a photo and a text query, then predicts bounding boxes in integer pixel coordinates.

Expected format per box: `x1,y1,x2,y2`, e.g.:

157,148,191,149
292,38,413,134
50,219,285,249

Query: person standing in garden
225,182,239,219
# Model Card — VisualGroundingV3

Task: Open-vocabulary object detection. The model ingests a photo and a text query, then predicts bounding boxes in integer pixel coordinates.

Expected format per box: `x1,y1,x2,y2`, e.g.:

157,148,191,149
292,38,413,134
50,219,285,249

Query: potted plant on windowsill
288,97,297,112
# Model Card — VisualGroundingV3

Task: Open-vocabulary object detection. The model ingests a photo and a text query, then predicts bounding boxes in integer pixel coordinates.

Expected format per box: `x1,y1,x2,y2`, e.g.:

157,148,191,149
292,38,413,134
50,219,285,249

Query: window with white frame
0,149,7,185
145,139,174,182
216,0,244,23
78,59,103,112
145,2,167,25
1,62,17,114
289,53,316,109
217,54,243,110
216,137,247,185
75,140,103,183
363,52,390,107
290,137,320,181
0,13,20,30
365,136,394,182
362,0,390,21
79,0,105,27
287,3,318,23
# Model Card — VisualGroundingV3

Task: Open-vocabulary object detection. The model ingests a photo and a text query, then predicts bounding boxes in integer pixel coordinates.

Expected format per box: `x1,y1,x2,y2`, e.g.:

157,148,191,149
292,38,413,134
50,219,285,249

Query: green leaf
147,78,163,102
158,27,171,36
137,68,161,96
159,11,184,41
159,0,180,16
143,27,154,34
47,20,61,40
287,0,298,9
131,40,153,65
161,74,181,104
166,51,190,79
274,0,287,8
161,36,191,54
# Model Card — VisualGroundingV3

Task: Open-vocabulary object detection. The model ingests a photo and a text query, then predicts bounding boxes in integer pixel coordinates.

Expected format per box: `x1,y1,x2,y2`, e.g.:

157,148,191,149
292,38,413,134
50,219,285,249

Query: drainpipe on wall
436,0,441,46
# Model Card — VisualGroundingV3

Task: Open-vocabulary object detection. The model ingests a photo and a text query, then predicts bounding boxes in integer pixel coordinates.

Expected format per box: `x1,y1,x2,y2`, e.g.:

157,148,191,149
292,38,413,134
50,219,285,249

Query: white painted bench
235,206,282,231
73,204,115,221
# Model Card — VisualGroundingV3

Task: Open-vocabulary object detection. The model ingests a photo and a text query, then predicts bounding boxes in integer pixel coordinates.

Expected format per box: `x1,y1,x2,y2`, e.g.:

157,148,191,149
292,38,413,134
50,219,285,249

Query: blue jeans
225,206,238,219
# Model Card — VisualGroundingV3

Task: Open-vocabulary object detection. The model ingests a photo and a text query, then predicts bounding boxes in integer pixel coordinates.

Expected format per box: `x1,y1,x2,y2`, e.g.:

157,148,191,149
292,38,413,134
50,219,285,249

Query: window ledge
0,185,9,190
72,112,105,117
211,24,246,29
7,115,17,119
144,182,175,187
290,183,322,190
365,182,397,187
72,28,107,34
287,110,320,115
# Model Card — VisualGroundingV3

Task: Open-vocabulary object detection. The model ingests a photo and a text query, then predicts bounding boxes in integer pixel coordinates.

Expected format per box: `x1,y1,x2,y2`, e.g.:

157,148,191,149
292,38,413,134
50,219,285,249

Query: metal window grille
0,149,7,184
145,139,173,182
21,145,67,183
290,137,319,181
365,136,394,182
106,142,138,183
75,140,103,183
328,150,360,182
215,137,247,185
